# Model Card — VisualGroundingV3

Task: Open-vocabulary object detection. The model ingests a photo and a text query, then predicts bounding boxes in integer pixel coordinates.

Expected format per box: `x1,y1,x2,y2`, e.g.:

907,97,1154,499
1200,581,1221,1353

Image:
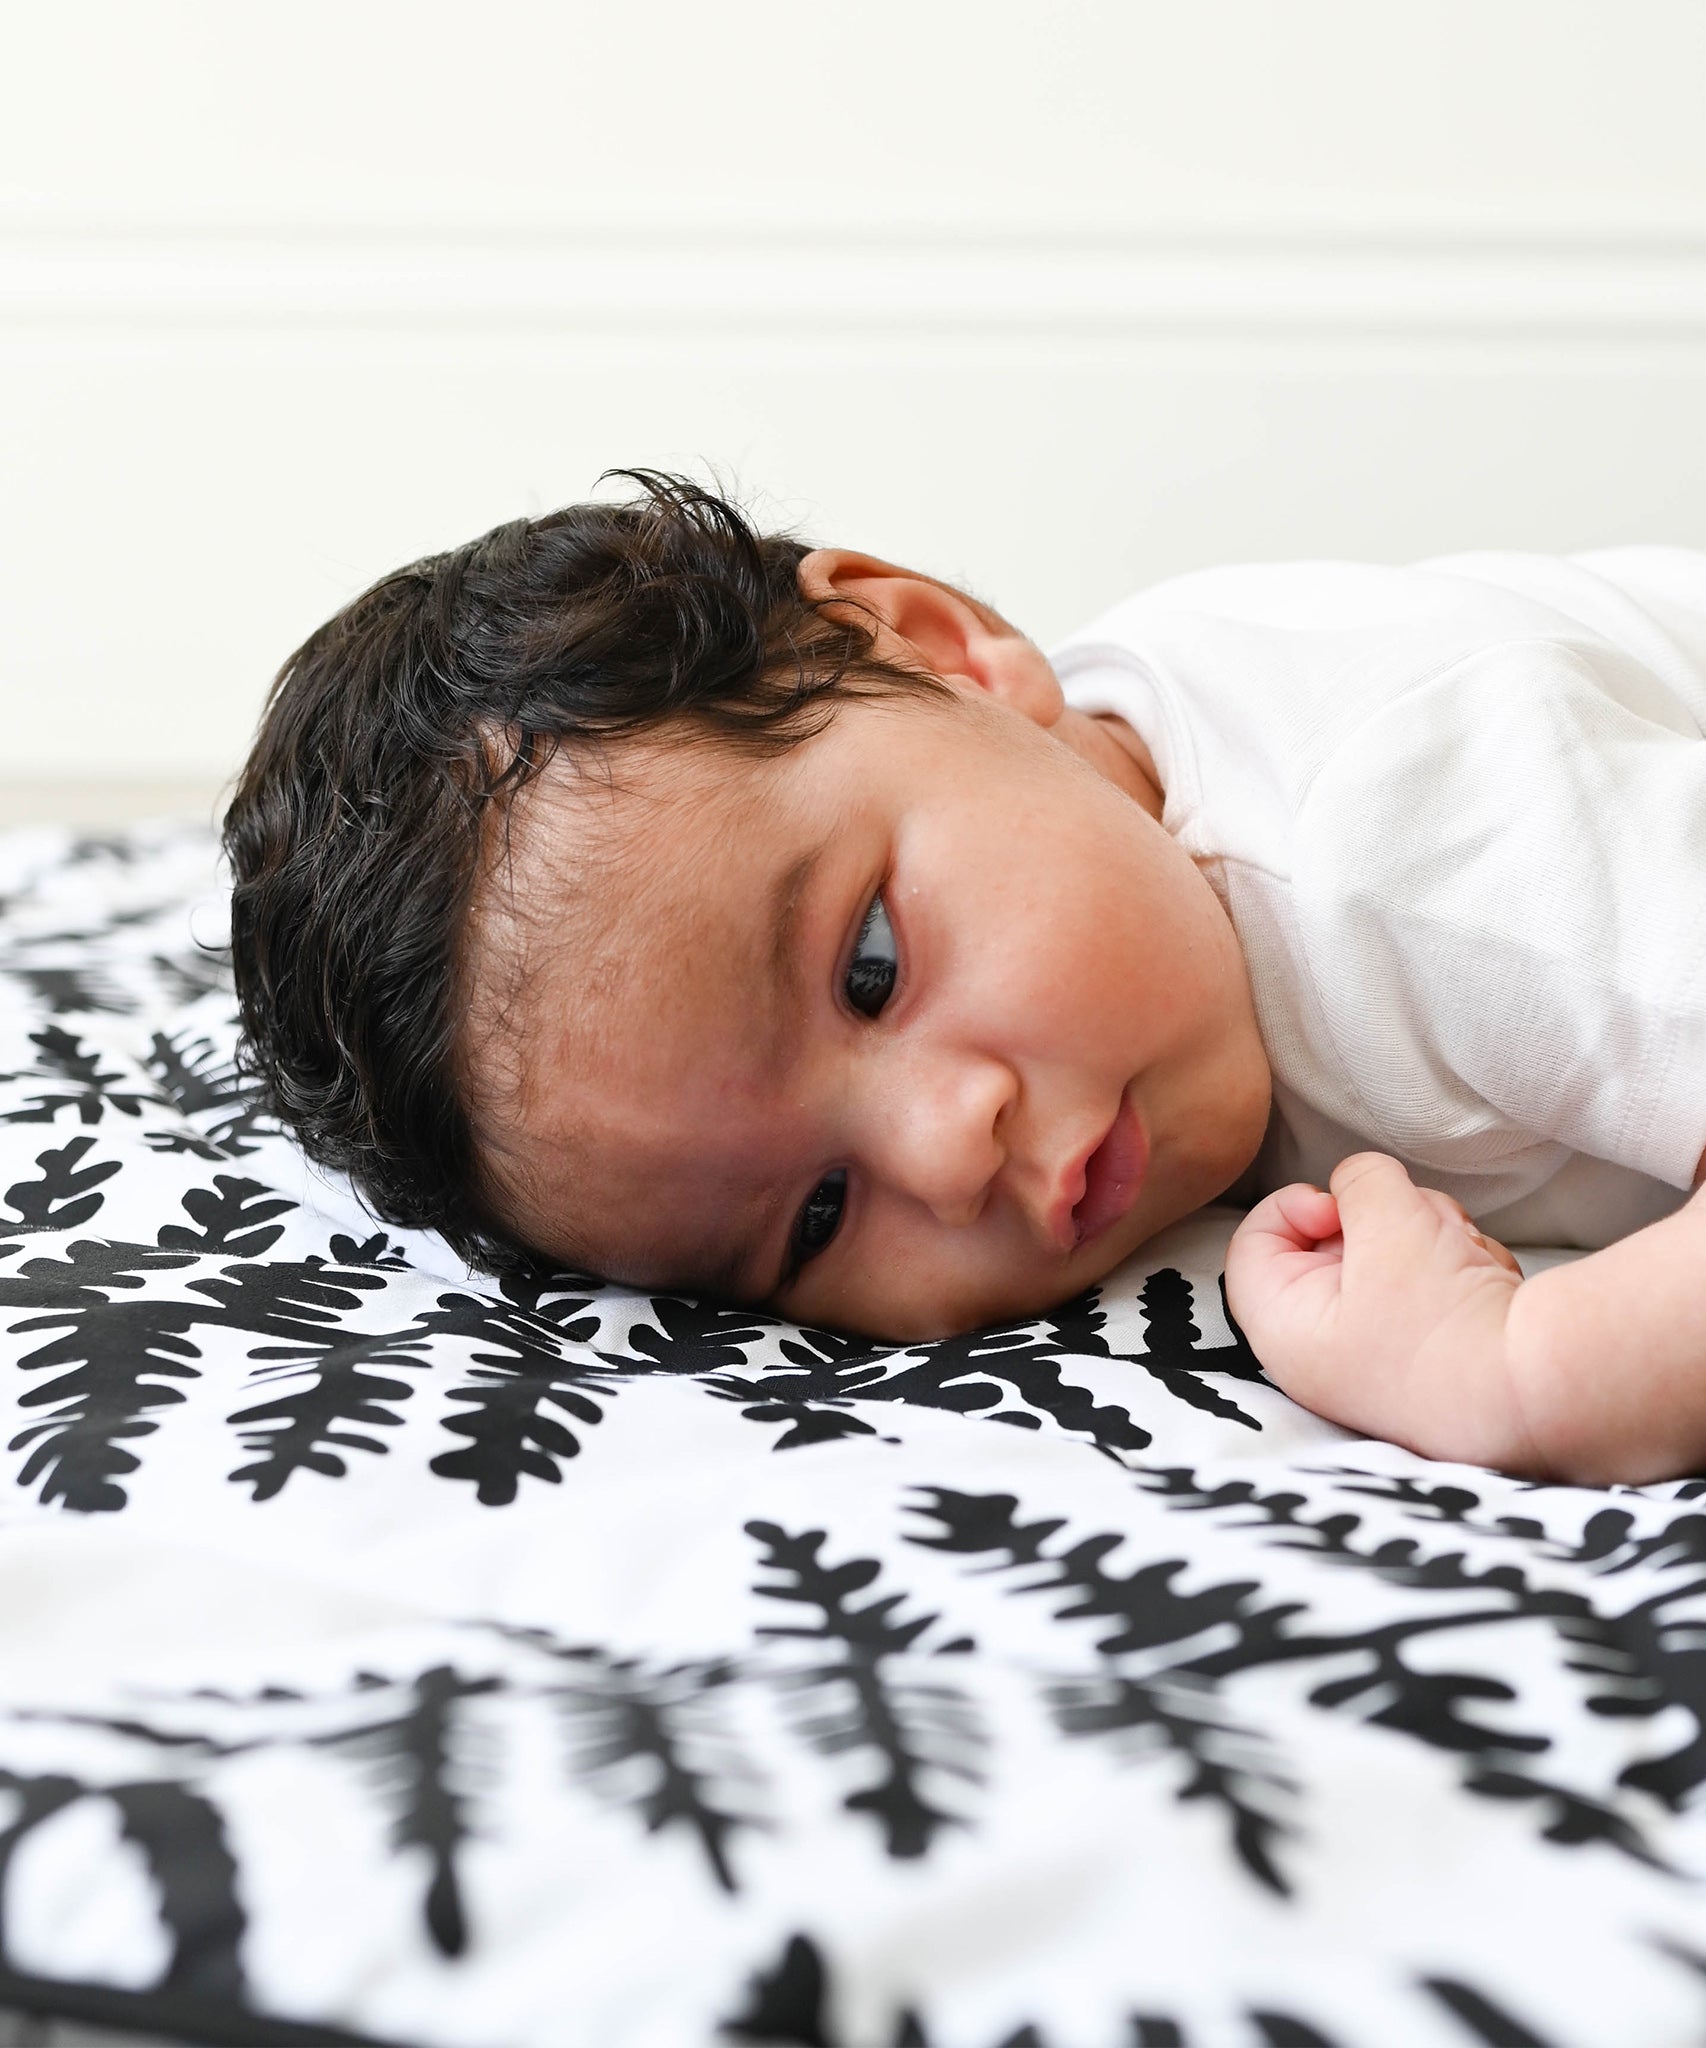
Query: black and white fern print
3,821,1706,2048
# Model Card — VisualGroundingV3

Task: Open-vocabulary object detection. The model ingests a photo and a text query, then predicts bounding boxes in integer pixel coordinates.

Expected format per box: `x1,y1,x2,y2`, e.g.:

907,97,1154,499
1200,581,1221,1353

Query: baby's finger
1462,1220,1524,1276
1327,1152,1427,1238
1415,1186,1524,1275
1419,1186,1474,1229
1241,1182,1341,1250
1224,1186,1346,1356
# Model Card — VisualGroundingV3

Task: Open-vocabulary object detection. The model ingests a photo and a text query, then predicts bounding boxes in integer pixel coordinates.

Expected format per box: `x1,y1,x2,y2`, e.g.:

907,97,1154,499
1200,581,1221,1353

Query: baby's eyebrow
765,837,829,1019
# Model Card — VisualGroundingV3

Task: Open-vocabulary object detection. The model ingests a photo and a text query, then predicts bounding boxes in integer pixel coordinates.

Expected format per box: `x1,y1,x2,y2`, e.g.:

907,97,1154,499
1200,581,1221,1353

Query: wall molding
0,778,229,829
6,222,1706,339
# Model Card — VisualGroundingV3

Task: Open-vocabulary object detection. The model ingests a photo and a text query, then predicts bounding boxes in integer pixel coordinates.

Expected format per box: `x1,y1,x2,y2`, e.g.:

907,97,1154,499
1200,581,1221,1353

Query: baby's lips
1070,1095,1147,1250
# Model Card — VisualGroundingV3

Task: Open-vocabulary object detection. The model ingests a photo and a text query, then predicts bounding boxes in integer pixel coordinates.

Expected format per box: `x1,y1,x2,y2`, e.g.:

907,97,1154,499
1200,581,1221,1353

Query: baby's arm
1224,1154,1706,1484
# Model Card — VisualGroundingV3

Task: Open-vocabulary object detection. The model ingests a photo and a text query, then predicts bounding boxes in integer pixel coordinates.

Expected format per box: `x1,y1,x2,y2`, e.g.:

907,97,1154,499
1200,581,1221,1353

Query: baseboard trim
0,778,230,829
6,228,1706,339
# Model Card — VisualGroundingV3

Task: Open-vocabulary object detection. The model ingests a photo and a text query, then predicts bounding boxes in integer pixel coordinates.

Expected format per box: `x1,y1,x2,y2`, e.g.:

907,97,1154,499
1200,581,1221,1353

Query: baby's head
226,474,1269,1339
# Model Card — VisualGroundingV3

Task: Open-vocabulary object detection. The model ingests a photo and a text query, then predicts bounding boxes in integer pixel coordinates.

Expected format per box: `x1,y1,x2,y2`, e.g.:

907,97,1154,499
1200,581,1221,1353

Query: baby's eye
793,1168,847,1265
846,894,897,1017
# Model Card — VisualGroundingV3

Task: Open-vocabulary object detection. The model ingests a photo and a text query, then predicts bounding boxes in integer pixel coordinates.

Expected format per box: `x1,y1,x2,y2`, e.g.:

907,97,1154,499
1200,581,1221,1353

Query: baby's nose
868,1049,1017,1228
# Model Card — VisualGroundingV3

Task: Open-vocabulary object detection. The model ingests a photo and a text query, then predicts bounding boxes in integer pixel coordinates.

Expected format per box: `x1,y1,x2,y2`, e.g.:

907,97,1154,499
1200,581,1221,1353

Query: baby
226,473,1706,1486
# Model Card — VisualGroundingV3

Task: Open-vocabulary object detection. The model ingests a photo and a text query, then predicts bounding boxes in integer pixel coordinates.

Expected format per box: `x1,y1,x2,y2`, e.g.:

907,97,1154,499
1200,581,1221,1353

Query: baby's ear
796,549,1064,729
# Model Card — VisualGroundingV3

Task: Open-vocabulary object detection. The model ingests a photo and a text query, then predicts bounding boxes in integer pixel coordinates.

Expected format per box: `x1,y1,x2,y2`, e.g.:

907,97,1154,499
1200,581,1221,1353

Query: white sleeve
1292,636,1706,1193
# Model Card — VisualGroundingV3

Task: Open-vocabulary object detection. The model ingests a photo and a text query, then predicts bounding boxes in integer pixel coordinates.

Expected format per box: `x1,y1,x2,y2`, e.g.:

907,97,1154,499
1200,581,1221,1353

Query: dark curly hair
223,471,947,1272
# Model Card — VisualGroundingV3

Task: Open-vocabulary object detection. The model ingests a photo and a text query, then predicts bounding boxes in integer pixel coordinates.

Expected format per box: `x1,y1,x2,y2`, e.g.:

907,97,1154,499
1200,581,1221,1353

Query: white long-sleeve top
1050,548,1706,1248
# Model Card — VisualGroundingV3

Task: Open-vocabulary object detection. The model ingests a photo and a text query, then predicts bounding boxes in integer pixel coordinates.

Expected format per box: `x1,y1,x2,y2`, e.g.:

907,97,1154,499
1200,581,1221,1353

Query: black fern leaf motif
229,1324,434,1501
146,1030,243,1115
191,1248,409,1496
1308,1630,1542,1754
1572,1503,1680,1567
778,1326,886,1376
189,1245,395,1338
6,1705,236,1755
0,1769,83,1961
3,960,135,1016
1421,1978,1561,2048
723,1320,1154,1463
1309,1477,1706,1797
1322,1469,1531,1538
1302,1476,1706,1810
0,1025,160,1125
157,1175,294,1256
909,1488,1278,1662
625,1294,770,1373
0,1769,246,2001
1037,1286,1113,1357
66,831,142,866
4,1236,202,1512
1045,1669,1295,1894
748,1519,983,1858
699,1325,894,1450
706,1381,897,1451
1462,1759,1669,1869
1313,1471,1706,1591
0,1136,118,1242
427,1289,609,1504
1249,2015,1342,2047
749,1521,949,1657
1607,1619,1706,1810
1135,1465,1682,1866
315,1663,499,1957
900,1321,1155,1459
522,1266,612,1311
328,1232,412,1271
180,1684,308,1705
720,1931,831,2045
72,901,165,930
718,1935,997,2048
913,1490,1294,1884
1117,1268,1263,1427
3,1180,387,1508
529,1642,760,1892
107,1779,247,1999
142,1031,269,1158
150,945,233,1005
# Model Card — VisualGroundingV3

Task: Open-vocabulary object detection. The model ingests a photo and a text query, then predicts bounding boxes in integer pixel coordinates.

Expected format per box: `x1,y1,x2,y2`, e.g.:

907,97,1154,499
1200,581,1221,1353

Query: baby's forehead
461,733,804,1095
496,734,792,950
459,735,826,1272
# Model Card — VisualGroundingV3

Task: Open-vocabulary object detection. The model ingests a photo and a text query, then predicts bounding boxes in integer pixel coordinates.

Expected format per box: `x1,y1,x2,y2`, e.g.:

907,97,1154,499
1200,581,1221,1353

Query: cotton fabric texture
3,825,1706,2045
1051,547,1706,1250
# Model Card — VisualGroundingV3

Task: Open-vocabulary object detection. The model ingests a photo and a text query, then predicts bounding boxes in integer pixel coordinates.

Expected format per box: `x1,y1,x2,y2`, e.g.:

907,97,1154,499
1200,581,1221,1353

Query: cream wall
3,1,1705,811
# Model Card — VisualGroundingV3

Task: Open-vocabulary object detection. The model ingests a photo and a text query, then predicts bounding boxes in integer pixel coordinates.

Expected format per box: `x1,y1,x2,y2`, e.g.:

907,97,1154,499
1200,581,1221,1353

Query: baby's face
469,682,1270,1340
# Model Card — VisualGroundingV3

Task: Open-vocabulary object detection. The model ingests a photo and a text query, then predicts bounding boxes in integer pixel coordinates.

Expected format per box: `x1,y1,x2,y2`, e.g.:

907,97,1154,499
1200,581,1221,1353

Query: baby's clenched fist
1224,1152,1540,1472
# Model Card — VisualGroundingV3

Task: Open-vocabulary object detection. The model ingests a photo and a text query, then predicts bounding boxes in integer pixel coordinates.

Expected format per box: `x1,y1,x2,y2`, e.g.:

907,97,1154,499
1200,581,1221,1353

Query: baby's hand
1224,1153,1537,1469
